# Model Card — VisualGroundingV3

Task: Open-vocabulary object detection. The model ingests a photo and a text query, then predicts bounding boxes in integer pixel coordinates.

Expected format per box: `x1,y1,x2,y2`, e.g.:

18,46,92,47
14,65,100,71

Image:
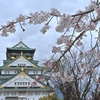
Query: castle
0,40,54,100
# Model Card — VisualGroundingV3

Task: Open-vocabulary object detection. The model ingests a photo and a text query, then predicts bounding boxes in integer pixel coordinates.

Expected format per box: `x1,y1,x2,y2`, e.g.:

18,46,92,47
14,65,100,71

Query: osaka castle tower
0,40,54,100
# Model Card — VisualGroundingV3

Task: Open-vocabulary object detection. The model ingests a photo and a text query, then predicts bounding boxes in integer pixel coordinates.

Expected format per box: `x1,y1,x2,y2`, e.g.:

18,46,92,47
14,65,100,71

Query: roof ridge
12,40,30,48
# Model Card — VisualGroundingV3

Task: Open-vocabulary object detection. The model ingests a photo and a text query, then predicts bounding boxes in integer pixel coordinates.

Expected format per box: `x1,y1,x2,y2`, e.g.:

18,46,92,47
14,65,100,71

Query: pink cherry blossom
50,8,61,16
16,14,26,22
52,46,61,53
79,52,84,58
85,1,96,11
76,41,83,46
58,14,71,30
95,7,100,15
43,60,52,68
89,22,96,30
55,25,64,33
40,24,51,34
87,49,96,56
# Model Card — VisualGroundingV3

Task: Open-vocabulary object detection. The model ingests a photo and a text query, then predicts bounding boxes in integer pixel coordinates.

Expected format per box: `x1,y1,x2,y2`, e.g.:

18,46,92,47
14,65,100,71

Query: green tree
39,94,57,100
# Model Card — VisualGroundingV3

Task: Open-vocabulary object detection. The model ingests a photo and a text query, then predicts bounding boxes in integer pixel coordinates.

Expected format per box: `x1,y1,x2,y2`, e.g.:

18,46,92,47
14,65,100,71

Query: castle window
15,82,16,85
11,92,16,96
42,92,46,95
5,71,7,74
35,92,37,95
36,71,38,74
28,92,33,96
0,92,1,96
24,64,26,66
4,92,6,96
21,64,23,66
18,63,26,67
18,64,20,66
22,64,26,66
28,82,30,85
26,71,29,74
15,71,18,74
25,82,27,85
20,82,22,85
6,92,9,96
14,82,31,85
38,92,40,95
8,71,9,74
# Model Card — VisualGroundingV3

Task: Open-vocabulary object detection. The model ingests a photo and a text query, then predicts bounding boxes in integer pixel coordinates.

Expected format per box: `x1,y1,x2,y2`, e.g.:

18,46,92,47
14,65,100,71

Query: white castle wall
0,91,48,100
1,70,41,75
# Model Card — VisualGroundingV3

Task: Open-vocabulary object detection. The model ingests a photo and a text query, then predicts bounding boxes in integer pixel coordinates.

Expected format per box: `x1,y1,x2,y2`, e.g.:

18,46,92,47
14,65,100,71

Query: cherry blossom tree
1,0,100,100
46,50,100,100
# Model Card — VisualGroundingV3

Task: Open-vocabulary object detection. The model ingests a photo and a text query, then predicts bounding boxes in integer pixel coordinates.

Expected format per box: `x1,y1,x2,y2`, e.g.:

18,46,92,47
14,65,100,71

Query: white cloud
0,0,91,65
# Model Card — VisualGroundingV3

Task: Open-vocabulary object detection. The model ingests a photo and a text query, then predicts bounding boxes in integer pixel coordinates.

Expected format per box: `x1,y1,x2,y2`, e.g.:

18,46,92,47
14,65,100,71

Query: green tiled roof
3,57,39,66
0,87,54,92
2,56,19,67
0,71,53,92
7,47,35,51
0,67,44,70
0,55,42,68
6,41,36,59
0,75,13,79
0,69,47,86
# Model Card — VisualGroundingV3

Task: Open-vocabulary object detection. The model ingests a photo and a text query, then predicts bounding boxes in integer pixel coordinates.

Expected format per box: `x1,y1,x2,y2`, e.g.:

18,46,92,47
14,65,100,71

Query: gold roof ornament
33,65,37,68
20,39,22,43
10,56,15,60
18,72,26,77
27,57,32,60
7,64,10,67
0,85,3,88
21,51,23,56
20,51,24,59
21,67,24,71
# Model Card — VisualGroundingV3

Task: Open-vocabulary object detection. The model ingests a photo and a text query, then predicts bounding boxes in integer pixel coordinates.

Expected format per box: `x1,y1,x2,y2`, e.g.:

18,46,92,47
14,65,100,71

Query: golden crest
0,86,3,88
18,72,26,77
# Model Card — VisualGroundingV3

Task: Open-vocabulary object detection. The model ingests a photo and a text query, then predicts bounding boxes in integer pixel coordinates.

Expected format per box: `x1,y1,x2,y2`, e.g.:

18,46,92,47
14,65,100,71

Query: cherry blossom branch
77,62,100,81
48,31,85,72
71,9,94,17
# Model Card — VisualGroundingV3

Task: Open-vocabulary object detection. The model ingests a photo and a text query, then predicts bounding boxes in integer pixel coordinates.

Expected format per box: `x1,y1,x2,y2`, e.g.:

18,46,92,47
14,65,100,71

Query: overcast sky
0,0,91,65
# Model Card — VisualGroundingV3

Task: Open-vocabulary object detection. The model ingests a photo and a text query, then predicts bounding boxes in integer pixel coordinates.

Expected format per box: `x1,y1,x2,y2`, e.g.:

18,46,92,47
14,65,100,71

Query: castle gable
1,71,46,88
9,56,37,67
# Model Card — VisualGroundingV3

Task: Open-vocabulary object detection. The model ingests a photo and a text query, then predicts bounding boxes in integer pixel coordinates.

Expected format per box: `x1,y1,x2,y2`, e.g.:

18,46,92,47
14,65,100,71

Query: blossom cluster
0,0,100,94
0,1,99,36
1,21,16,36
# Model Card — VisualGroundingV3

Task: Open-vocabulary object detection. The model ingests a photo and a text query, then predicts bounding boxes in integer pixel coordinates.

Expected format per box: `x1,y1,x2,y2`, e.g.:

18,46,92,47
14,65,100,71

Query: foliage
39,94,57,100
